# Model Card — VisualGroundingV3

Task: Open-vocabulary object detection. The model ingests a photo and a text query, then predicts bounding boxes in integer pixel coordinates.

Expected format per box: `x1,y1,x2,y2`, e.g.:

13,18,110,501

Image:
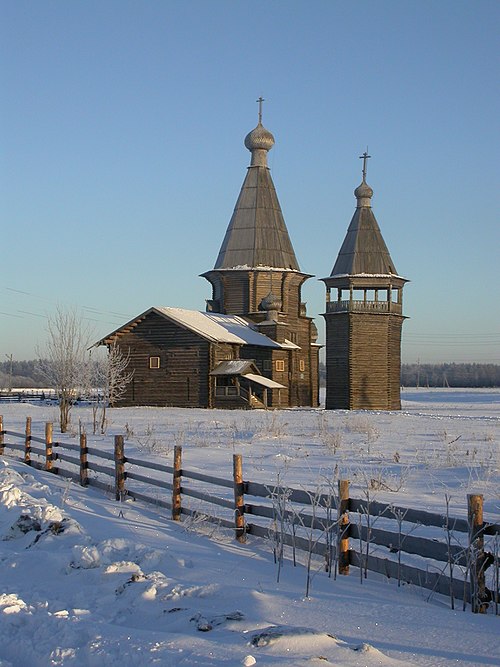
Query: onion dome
354,179,373,207
244,122,275,152
260,291,281,312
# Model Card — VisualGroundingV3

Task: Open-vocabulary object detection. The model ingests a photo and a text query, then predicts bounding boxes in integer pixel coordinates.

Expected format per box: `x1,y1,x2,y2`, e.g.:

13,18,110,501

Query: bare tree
37,307,93,433
93,342,133,434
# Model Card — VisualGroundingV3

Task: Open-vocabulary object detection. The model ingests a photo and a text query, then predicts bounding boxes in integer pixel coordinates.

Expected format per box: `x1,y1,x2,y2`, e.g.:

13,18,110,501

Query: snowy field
0,388,498,666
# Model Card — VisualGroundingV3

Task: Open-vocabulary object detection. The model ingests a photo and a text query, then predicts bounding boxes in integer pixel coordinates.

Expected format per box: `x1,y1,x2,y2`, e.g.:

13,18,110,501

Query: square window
275,360,285,372
149,356,160,369
263,360,272,372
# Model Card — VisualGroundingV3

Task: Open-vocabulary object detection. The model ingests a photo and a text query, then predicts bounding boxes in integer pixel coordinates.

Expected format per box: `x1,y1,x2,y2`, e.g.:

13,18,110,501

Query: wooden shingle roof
95,307,285,349
213,121,300,271
330,178,399,277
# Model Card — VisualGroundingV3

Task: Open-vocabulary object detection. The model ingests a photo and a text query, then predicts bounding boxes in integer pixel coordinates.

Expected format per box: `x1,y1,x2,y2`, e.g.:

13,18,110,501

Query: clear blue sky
1,0,499,364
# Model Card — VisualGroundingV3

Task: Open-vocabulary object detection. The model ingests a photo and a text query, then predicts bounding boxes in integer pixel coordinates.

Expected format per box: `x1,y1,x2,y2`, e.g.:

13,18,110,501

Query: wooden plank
49,467,80,483
181,487,234,509
87,477,114,493
181,468,234,489
125,489,171,509
89,462,115,477
179,506,235,530
26,446,45,457
350,498,470,533
55,453,81,468
126,471,172,490
86,448,115,462
125,455,173,474
349,550,470,602
245,481,337,507
3,442,24,451
28,434,50,445
3,430,25,438
245,481,272,498
350,524,466,566
484,523,500,536
244,502,334,532
54,441,80,453
247,522,329,557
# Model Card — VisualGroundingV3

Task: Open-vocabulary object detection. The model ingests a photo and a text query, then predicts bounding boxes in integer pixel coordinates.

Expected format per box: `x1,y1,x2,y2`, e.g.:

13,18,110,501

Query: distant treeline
0,359,48,388
400,362,500,388
1,359,499,390
318,362,500,388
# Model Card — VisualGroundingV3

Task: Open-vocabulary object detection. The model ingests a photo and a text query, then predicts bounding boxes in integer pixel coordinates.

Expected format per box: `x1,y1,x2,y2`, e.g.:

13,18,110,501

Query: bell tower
321,154,408,410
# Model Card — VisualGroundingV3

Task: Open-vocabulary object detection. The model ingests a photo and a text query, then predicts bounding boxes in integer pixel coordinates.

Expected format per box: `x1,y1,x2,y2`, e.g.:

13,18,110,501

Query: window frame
149,356,161,369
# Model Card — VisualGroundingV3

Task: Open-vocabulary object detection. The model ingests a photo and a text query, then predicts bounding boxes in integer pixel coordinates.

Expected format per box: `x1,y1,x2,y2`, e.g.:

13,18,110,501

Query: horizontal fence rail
0,415,498,614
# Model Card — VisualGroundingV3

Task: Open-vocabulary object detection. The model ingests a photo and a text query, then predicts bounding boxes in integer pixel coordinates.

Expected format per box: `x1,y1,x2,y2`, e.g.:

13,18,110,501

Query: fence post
114,435,126,501
0,415,4,455
172,446,182,521
338,479,350,575
45,422,53,472
233,454,246,543
468,493,486,613
80,432,88,487
24,417,32,465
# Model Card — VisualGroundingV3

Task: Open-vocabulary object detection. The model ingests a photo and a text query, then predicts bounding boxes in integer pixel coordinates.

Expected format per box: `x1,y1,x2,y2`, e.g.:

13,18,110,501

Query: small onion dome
260,291,282,313
244,122,275,153
354,179,373,206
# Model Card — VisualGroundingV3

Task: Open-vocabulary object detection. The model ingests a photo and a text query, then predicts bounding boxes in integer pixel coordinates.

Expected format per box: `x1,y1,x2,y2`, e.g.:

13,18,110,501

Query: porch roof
210,360,257,376
243,374,286,390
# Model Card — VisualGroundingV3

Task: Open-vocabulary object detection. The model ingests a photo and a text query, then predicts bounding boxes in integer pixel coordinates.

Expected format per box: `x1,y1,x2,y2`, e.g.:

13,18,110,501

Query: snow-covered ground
0,389,498,666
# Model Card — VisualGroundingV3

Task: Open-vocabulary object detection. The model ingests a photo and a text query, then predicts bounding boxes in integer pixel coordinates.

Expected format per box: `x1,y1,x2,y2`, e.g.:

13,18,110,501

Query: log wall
114,312,211,408
324,311,404,410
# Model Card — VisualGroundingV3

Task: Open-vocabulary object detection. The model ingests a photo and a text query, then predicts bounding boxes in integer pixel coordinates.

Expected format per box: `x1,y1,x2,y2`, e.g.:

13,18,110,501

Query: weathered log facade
322,156,408,410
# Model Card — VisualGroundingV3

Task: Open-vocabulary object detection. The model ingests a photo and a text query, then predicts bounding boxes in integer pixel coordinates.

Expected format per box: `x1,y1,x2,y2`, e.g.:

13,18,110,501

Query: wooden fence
0,415,498,614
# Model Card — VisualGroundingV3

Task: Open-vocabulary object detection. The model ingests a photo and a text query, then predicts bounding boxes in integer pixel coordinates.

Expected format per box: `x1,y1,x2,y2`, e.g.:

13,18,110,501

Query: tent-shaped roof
96,307,283,349
330,175,399,277
213,119,300,271
331,206,398,276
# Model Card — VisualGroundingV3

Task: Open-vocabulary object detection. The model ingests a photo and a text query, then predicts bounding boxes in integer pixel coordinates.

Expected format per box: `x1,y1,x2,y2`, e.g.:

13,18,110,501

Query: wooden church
97,102,321,409
321,153,407,410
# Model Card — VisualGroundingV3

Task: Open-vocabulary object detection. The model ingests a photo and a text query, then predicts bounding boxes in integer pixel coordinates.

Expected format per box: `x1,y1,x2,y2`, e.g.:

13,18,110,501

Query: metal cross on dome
360,149,371,181
256,96,265,123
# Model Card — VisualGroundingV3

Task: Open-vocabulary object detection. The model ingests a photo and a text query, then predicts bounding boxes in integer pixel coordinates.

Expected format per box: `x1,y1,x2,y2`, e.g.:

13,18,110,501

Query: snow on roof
210,360,256,376
281,339,301,350
212,265,302,272
244,373,286,389
328,272,408,280
155,307,281,348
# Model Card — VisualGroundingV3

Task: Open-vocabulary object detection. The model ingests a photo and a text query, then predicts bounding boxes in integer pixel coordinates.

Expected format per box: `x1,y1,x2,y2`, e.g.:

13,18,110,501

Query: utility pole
5,354,13,392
